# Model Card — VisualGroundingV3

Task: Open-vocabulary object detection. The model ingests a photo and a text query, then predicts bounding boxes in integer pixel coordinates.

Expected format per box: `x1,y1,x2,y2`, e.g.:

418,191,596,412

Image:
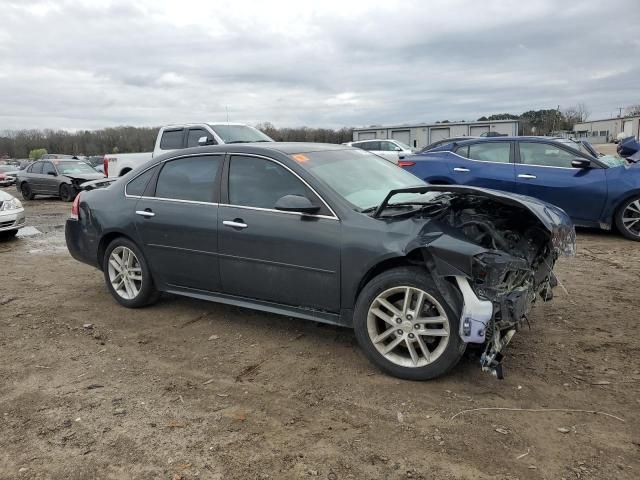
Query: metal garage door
391,130,410,145
357,132,376,141
470,125,489,136
623,120,633,137
430,127,450,143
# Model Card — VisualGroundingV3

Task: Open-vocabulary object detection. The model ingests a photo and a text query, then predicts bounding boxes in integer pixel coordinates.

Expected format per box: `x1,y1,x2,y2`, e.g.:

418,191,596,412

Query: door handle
223,220,248,229
517,174,537,179
453,167,470,172
135,210,155,217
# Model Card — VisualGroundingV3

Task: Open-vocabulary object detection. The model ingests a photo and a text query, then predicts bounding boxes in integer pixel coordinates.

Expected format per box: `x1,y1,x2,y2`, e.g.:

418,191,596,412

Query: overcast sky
1,0,639,131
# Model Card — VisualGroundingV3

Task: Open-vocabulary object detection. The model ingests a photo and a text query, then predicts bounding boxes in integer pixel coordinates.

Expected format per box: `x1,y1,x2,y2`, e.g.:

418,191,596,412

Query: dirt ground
0,183,639,480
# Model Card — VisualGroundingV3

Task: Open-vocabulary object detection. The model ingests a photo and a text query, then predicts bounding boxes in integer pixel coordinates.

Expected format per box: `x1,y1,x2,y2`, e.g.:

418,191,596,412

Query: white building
574,115,640,143
352,120,519,150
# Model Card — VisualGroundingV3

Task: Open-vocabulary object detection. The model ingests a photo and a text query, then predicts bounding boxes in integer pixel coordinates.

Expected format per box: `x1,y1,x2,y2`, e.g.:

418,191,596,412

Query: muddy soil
0,192,638,480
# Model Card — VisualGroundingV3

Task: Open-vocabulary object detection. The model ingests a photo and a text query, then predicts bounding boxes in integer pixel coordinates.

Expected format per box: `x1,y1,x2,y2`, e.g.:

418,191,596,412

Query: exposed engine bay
375,185,576,378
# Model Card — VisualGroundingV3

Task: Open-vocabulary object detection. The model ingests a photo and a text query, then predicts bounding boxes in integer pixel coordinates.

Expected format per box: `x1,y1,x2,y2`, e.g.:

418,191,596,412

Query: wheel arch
97,230,140,270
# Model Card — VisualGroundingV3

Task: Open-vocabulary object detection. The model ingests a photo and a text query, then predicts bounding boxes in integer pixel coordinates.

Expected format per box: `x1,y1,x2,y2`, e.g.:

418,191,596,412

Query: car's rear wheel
20,182,35,200
59,183,75,202
615,196,640,241
353,267,465,380
103,237,159,308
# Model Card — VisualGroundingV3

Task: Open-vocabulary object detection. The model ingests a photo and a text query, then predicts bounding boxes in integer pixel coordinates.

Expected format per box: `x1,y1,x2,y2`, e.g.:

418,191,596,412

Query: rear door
218,154,341,312
133,154,223,291
449,141,517,192
26,161,45,193
514,141,607,223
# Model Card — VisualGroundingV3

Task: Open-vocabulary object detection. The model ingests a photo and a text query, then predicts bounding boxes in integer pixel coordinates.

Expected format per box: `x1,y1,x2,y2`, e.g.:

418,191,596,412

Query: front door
133,154,223,291
41,161,59,194
449,141,516,192
218,154,341,312
514,141,608,224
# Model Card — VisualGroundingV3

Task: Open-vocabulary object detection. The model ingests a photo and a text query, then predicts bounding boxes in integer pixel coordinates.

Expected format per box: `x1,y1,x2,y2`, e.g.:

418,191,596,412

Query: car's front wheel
615,196,640,241
103,237,159,308
59,183,75,202
354,267,466,380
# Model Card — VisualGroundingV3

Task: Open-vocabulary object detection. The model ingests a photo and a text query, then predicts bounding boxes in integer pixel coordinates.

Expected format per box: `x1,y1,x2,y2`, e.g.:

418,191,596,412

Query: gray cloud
0,0,639,130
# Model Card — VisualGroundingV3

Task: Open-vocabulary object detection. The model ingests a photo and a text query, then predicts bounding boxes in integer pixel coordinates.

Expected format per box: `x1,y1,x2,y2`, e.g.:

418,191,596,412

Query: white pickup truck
103,122,273,177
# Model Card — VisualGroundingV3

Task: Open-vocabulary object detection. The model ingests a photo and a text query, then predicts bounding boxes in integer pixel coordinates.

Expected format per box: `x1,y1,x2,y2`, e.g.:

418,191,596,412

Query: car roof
155,142,353,158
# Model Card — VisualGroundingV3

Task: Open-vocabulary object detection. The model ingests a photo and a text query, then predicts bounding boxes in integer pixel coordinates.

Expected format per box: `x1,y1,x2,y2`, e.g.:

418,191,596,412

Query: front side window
42,162,56,175
155,156,221,202
519,142,577,168
229,156,308,209
186,128,214,147
29,162,43,174
160,129,184,150
380,141,398,152
467,142,511,163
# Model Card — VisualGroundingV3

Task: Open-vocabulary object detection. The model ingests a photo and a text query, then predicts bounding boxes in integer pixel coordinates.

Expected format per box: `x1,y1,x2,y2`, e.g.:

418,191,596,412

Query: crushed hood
376,185,576,257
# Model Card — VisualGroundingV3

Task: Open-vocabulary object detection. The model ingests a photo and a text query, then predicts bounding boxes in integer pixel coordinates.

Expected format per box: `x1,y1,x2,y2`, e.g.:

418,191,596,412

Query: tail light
103,156,108,177
71,193,81,219
398,160,416,167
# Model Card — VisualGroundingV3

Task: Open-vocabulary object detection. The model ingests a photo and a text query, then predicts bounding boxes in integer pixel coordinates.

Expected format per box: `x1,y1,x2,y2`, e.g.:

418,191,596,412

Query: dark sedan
65,143,574,380
17,159,105,201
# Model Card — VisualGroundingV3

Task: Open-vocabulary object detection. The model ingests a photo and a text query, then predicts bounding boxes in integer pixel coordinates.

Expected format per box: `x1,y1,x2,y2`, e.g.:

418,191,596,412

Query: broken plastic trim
454,276,492,344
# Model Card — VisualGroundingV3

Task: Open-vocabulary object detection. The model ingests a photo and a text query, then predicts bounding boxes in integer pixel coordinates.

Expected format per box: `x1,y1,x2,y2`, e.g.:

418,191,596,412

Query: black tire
59,183,76,202
615,196,640,241
20,182,35,200
353,267,466,380
0,229,18,240
102,237,159,308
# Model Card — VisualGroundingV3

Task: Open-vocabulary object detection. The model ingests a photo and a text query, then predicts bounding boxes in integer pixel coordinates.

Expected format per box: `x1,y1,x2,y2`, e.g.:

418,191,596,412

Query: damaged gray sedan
65,144,575,380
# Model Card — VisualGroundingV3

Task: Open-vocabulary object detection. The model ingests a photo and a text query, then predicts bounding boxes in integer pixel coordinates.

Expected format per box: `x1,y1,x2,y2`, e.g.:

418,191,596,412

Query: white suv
344,139,415,164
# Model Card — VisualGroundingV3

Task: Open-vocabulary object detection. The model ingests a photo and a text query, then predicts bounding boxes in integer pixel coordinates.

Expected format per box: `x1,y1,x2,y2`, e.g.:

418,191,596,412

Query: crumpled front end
407,187,576,378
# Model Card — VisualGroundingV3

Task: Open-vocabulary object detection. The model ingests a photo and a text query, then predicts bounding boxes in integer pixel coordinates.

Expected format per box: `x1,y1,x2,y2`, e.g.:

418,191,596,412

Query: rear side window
29,162,43,174
155,156,221,202
467,142,511,163
126,166,158,197
159,129,184,150
229,156,308,209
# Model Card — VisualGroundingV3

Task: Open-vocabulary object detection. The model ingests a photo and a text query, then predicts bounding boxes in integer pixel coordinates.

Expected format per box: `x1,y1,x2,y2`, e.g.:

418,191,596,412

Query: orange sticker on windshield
291,154,309,163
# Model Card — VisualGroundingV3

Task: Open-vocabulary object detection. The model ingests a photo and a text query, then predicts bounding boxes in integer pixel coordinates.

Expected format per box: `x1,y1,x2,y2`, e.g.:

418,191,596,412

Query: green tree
28,148,47,160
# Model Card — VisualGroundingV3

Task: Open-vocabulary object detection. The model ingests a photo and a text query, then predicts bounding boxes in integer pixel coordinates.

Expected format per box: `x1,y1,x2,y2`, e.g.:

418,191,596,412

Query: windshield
599,155,627,168
54,161,99,175
208,124,273,143
293,149,433,210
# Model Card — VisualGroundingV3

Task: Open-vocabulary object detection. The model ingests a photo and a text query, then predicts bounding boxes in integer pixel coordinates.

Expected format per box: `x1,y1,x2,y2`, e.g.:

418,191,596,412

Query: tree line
0,124,355,159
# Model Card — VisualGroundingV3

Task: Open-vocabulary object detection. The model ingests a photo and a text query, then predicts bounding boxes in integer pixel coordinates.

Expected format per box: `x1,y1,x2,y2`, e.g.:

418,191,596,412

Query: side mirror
274,195,320,214
47,171,57,176
198,136,215,146
571,158,591,169
394,146,402,152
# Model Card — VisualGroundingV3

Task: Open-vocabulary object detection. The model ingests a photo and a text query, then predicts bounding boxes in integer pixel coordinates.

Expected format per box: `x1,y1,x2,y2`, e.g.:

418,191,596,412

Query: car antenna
226,105,230,124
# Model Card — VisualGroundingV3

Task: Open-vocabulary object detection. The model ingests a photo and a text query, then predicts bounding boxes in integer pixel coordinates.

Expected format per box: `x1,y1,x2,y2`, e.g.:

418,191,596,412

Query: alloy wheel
107,246,143,300
622,200,640,237
366,286,450,368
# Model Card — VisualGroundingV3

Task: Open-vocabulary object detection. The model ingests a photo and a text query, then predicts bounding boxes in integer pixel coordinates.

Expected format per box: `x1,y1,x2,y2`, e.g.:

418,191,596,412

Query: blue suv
400,137,640,240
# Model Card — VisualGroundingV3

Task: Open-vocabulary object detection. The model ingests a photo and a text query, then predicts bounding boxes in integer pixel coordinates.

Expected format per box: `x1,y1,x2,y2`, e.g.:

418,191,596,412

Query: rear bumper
0,208,26,232
65,218,100,268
